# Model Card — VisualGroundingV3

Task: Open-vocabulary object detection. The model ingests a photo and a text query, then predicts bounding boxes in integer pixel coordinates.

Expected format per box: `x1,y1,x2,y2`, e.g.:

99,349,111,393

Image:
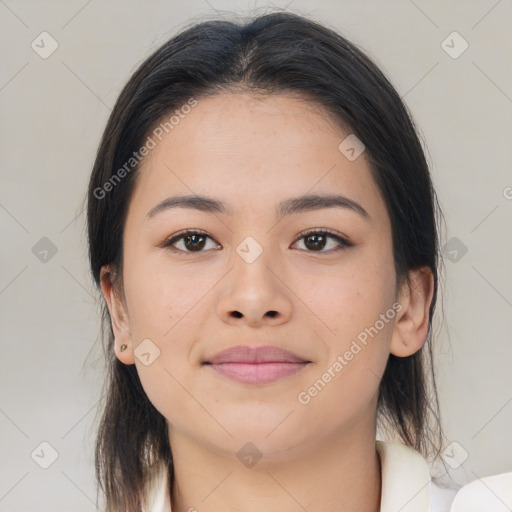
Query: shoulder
449,472,512,512
376,441,512,512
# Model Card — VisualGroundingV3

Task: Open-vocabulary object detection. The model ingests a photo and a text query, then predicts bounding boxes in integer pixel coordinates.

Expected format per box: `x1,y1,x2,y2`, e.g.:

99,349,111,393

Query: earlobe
100,265,135,365
113,340,134,365
390,266,435,358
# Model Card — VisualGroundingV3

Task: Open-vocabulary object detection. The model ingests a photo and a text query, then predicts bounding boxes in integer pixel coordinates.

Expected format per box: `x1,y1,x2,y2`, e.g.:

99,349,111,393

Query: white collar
142,441,432,512
376,440,431,511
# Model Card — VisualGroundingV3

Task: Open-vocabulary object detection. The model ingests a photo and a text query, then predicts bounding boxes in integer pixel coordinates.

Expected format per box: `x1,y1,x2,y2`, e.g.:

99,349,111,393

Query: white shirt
140,441,512,511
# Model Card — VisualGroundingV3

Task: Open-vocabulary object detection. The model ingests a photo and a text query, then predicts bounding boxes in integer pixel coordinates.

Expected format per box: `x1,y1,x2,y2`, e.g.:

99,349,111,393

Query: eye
162,228,352,254
162,229,220,253
291,229,352,253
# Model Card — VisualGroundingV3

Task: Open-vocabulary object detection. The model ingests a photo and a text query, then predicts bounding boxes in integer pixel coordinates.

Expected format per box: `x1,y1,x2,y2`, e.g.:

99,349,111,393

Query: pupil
306,234,326,250
185,234,205,251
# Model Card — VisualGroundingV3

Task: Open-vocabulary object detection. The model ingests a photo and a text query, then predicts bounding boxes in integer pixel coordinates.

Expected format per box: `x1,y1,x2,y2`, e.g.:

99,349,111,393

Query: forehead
127,92,387,225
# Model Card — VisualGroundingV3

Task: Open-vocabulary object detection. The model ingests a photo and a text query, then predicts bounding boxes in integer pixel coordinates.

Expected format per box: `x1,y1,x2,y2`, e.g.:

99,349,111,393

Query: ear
99,264,135,365
390,266,435,357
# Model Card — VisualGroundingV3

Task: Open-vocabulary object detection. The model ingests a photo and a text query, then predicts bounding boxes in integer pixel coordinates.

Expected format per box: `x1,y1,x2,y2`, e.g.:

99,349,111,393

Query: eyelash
162,228,353,254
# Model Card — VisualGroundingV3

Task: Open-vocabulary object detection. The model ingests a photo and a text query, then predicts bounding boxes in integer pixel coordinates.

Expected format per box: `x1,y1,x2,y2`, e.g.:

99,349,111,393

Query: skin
100,92,434,512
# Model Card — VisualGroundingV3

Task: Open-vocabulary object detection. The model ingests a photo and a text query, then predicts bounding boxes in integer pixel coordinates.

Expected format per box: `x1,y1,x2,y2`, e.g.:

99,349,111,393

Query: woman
86,10,510,512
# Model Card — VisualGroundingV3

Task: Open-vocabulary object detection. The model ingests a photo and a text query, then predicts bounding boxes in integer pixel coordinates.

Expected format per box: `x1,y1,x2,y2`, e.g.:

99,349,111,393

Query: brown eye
181,233,207,251
162,228,352,255
163,230,220,253
304,233,328,251
293,229,352,253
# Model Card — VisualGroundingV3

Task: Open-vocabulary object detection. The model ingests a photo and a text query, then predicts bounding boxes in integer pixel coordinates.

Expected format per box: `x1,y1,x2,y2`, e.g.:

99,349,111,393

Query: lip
206,345,309,364
203,345,311,385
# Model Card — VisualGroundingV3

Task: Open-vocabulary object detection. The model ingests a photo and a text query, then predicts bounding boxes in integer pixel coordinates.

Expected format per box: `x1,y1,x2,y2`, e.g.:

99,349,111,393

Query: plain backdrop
1,1,511,511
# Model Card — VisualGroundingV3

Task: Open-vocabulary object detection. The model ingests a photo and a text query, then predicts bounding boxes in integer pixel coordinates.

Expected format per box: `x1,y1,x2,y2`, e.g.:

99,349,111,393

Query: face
107,92,402,461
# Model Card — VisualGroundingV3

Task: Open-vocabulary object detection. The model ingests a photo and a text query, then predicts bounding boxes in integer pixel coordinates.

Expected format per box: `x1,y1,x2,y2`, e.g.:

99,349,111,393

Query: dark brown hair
86,10,446,511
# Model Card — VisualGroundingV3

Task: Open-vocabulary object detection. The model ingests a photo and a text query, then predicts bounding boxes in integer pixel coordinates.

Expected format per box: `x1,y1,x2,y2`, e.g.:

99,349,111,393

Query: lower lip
206,362,309,384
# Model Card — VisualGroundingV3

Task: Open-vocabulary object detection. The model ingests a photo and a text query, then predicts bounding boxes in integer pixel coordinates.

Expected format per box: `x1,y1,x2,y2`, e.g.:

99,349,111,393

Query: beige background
1,1,511,510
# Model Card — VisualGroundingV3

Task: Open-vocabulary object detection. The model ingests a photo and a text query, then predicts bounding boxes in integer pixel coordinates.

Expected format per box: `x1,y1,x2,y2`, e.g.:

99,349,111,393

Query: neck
169,421,381,512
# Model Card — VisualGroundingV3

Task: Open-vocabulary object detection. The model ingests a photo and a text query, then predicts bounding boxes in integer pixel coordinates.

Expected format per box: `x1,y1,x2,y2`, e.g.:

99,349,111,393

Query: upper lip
205,345,310,364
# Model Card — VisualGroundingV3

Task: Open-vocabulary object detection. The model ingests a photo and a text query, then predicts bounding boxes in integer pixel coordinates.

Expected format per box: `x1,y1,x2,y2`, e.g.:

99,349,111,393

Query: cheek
297,247,396,406
123,256,214,386
123,251,208,338
308,254,396,342
126,268,203,424
297,277,394,427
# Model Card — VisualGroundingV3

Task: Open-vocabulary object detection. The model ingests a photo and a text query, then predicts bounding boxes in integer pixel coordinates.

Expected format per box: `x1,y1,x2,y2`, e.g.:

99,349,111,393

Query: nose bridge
217,232,292,325
231,233,277,293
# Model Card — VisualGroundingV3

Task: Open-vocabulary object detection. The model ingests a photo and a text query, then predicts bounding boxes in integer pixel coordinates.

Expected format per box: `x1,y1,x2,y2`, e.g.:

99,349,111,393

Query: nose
216,245,293,328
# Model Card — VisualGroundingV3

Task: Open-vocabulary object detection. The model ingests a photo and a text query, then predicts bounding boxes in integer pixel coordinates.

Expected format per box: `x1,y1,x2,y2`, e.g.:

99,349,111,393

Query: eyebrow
146,193,371,222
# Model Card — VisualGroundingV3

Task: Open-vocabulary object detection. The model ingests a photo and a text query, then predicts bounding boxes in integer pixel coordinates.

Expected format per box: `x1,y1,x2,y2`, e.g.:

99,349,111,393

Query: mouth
204,344,310,365
202,345,312,385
